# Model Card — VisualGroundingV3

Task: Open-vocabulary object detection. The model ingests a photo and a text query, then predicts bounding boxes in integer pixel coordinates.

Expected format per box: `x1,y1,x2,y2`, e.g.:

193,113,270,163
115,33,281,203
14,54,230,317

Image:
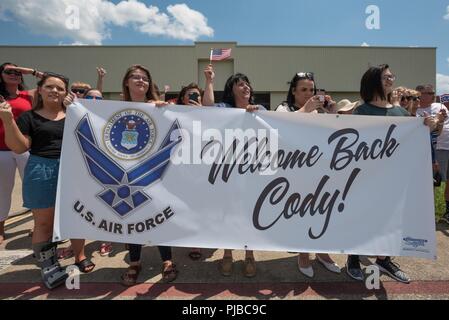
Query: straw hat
335,99,358,113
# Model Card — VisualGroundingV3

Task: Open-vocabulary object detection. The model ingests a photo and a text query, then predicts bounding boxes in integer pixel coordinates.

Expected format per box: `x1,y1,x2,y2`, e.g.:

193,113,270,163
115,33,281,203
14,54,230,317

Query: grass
434,182,446,221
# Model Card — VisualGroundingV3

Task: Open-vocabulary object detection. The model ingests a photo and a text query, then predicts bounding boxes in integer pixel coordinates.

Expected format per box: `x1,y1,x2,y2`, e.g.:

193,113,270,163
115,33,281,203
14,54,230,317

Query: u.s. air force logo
103,110,156,160
75,110,182,218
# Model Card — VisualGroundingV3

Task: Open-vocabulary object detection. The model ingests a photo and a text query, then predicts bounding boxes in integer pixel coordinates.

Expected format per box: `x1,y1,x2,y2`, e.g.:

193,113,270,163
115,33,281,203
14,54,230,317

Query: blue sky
1,0,449,92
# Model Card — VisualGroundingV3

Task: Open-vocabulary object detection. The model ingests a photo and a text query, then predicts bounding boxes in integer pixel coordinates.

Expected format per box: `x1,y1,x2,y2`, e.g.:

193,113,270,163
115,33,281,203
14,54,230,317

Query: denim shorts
22,155,60,209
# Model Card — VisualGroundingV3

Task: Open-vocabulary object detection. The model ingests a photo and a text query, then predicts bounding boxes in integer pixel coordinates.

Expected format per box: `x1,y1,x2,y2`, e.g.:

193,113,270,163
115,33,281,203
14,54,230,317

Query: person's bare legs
0,221,5,245
298,252,311,268
32,208,54,244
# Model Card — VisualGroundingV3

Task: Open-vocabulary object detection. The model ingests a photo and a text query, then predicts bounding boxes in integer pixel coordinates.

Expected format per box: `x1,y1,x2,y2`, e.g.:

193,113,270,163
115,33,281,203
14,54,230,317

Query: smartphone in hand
188,92,199,103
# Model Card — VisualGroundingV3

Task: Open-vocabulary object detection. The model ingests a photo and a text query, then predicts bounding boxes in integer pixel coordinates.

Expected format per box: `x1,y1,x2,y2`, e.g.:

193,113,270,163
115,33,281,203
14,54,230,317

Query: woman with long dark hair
0,63,43,244
119,65,178,286
275,72,341,279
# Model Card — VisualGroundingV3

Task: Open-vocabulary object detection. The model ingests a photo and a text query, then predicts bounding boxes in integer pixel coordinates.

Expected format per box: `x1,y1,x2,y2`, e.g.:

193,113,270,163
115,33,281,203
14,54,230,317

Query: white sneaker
297,259,314,278
316,255,341,274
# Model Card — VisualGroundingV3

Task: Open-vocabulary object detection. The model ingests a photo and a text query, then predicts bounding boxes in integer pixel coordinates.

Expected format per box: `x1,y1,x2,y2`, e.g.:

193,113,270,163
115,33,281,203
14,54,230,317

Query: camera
316,89,329,108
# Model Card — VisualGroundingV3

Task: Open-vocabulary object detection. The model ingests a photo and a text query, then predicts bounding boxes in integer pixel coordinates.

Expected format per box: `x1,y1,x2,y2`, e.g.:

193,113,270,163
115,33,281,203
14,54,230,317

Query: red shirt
0,91,32,150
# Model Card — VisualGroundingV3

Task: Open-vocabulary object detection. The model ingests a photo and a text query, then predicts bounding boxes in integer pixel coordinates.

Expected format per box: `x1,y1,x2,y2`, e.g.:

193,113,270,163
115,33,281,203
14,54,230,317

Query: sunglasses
85,95,103,100
422,92,435,95
383,75,396,81
401,96,420,102
72,88,87,94
3,69,22,76
296,72,314,80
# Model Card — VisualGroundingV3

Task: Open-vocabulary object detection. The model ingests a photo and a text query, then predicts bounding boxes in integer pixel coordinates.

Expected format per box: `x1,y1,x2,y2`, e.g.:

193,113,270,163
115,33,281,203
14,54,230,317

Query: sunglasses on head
85,95,103,100
3,69,22,76
296,72,314,80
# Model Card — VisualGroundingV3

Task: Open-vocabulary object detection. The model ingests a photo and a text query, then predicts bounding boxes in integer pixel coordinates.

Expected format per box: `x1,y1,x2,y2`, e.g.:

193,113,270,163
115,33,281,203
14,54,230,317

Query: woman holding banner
203,65,262,278
347,64,438,283
120,64,178,286
0,72,98,288
275,72,341,279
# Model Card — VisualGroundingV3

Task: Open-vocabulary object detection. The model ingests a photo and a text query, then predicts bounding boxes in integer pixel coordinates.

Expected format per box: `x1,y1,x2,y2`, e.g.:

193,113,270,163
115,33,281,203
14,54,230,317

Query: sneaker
99,243,113,256
440,212,449,224
345,255,364,281
375,257,410,284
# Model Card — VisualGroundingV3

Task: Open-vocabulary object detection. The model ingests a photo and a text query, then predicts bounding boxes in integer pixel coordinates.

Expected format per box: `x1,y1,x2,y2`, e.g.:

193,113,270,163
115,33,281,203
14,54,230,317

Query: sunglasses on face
383,75,396,82
3,69,22,76
85,95,103,100
402,96,420,102
72,88,87,94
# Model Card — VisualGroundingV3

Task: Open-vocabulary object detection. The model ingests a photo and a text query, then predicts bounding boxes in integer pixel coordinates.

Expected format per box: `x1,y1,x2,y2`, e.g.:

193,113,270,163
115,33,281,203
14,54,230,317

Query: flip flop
75,258,96,273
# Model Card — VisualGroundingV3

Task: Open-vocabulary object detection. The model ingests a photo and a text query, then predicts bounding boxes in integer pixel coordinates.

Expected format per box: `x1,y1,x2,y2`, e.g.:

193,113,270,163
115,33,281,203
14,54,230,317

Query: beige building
0,42,436,110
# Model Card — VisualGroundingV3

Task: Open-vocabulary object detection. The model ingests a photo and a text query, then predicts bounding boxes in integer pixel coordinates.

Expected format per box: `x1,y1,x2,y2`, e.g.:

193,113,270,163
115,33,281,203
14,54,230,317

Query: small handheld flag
210,48,232,63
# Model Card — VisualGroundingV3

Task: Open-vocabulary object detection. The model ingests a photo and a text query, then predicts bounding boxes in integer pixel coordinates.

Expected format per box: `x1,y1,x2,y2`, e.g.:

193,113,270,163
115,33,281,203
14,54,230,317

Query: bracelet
32,69,37,76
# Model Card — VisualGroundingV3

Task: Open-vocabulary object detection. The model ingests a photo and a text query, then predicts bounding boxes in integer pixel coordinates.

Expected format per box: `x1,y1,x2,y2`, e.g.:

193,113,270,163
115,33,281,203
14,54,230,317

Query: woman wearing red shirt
0,62,40,244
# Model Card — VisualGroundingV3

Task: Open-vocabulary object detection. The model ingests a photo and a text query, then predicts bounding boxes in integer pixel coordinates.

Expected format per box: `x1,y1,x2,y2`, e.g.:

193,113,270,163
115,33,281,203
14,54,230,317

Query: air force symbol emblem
75,111,182,218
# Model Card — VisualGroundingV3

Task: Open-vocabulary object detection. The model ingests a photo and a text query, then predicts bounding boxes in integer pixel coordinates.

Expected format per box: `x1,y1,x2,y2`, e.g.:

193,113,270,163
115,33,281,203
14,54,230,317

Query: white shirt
416,103,449,150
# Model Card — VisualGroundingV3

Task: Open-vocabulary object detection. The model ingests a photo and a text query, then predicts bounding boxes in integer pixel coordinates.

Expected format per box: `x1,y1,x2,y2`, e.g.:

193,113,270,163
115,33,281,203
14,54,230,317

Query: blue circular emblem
103,109,156,160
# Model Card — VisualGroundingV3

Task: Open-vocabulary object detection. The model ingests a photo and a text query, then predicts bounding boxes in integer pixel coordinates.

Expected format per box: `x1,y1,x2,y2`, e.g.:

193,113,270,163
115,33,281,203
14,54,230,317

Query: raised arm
202,64,215,106
96,67,107,93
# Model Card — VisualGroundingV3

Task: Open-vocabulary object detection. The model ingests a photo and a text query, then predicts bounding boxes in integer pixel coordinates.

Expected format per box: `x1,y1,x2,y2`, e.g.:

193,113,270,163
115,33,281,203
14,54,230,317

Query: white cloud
437,73,449,95
0,0,214,44
361,42,370,47
445,5,449,19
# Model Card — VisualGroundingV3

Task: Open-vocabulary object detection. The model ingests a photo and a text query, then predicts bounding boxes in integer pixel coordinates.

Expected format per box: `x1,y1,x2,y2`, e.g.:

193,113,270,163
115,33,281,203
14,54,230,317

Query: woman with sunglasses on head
0,72,97,288
276,72,335,114
275,72,341,278
119,65,176,286
0,63,45,244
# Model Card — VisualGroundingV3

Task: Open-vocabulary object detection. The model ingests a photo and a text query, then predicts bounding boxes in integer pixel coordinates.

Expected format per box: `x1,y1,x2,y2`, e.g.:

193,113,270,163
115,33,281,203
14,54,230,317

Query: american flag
210,48,232,61
441,94,449,103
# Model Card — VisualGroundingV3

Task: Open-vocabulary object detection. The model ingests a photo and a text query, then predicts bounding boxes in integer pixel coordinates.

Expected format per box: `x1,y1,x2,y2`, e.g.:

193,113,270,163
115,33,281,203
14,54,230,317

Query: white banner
54,100,437,259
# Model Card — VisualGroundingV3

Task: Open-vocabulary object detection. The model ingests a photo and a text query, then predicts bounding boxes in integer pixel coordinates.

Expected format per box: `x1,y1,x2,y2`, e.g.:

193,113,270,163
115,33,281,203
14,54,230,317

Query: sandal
188,249,202,261
99,243,113,256
219,256,233,277
243,257,256,278
161,262,178,283
75,258,96,273
121,264,142,286
57,247,74,260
